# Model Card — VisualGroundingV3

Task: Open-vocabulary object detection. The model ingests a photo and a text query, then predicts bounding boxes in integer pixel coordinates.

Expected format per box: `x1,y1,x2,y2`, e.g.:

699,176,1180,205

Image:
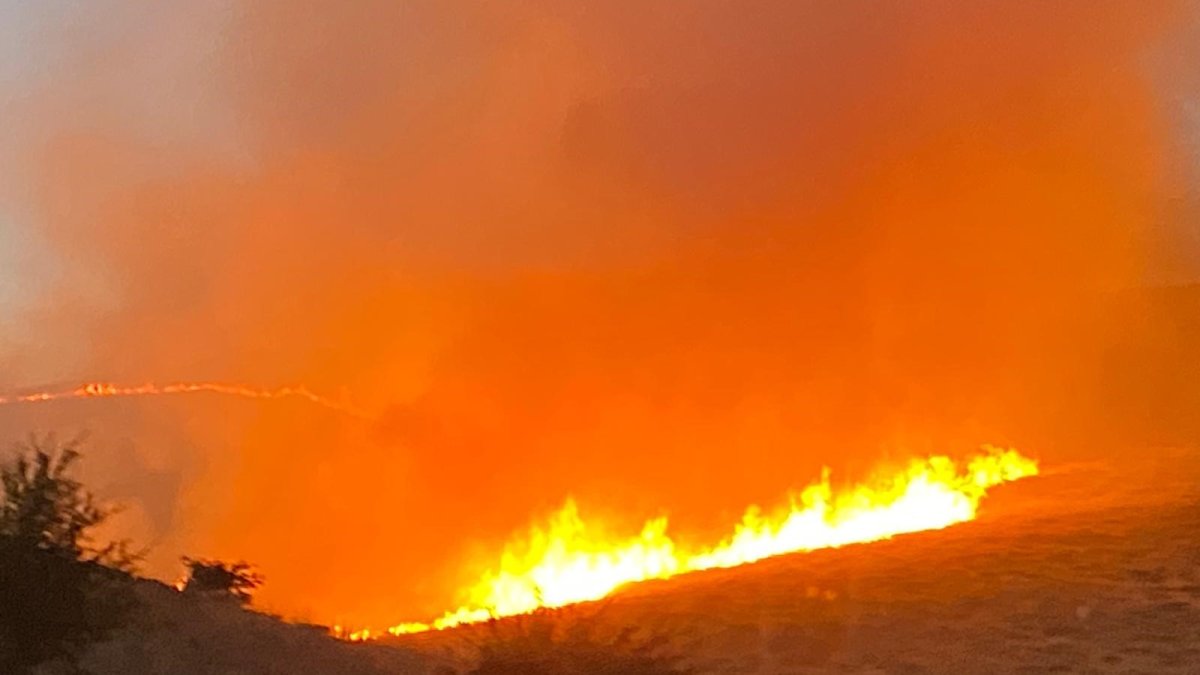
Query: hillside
391,449,1200,673
33,580,429,675
32,447,1199,674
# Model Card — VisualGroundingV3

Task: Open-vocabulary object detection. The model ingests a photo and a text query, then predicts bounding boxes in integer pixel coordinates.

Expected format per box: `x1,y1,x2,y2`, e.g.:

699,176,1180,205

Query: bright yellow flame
353,446,1037,638
0,381,367,418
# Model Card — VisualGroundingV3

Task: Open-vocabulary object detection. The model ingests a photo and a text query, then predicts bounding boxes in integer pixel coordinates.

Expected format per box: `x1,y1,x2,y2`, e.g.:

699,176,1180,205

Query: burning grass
354,446,1038,638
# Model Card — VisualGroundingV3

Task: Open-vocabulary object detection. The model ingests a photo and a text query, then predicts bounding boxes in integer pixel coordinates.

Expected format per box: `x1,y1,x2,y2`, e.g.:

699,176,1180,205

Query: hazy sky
0,1,47,316
1,1,1199,627
0,1,1197,304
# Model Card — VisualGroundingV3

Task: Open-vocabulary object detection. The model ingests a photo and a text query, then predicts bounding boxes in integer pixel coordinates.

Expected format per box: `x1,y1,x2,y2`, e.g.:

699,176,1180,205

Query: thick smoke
1,1,1196,624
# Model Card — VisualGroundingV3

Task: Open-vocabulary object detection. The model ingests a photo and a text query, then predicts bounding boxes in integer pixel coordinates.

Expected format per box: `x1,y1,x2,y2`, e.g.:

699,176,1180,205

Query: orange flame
0,381,368,419
348,446,1037,638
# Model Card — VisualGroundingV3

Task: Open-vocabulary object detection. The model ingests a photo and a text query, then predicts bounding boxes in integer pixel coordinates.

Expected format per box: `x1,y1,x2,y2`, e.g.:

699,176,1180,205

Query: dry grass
395,451,1200,674
462,604,694,675
34,580,426,675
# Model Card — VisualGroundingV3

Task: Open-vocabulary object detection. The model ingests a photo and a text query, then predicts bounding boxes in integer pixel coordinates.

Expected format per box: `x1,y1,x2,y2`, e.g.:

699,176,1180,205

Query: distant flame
0,381,368,419
348,446,1037,638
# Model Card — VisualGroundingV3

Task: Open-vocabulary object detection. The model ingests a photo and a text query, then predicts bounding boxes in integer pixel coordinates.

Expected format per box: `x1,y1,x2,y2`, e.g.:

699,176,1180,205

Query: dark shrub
0,435,136,672
180,557,264,604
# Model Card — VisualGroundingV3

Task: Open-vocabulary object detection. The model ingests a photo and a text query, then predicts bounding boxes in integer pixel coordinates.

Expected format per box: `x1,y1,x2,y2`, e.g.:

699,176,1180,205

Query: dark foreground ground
56,448,1200,674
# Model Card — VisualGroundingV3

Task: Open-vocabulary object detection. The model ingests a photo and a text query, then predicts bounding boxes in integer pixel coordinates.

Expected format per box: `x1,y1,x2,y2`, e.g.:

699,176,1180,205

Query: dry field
397,449,1200,674
57,449,1199,674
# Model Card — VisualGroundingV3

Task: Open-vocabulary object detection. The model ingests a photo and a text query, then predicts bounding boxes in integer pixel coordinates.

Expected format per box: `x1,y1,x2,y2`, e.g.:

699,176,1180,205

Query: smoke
1,1,1197,624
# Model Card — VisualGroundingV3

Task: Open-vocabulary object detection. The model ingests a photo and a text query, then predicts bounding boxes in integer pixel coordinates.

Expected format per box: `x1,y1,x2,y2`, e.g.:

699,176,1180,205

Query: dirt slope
50,448,1198,674
395,449,1200,674
35,581,429,675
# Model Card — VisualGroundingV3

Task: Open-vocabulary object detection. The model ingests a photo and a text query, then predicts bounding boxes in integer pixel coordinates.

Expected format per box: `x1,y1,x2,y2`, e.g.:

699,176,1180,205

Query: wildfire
0,381,368,419
350,446,1037,638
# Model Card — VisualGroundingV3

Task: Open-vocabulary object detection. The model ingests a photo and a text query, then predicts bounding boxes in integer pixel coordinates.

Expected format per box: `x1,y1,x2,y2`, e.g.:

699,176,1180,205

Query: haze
1,1,1198,627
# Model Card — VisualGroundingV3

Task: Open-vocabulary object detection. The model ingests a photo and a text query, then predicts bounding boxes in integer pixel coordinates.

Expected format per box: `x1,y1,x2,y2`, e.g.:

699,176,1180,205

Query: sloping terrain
50,448,1198,674
396,450,1200,674
34,581,428,675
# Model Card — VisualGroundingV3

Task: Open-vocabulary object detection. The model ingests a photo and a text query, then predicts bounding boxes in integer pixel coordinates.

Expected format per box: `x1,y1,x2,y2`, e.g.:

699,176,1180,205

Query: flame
0,381,368,419
347,446,1037,638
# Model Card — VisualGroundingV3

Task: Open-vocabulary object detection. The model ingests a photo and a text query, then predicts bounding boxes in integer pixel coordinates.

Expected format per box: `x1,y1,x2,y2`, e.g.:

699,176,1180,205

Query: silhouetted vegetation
465,605,694,675
180,557,264,604
0,435,137,672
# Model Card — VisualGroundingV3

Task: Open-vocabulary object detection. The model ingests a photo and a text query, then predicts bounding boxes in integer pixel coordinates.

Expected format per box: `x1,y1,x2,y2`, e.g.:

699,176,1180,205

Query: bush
0,542,135,672
466,605,694,675
1,435,103,555
180,557,264,604
0,435,137,672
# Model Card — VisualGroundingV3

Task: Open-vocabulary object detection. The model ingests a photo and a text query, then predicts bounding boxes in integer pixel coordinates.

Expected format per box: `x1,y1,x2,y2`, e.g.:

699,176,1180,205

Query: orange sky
1,1,1198,625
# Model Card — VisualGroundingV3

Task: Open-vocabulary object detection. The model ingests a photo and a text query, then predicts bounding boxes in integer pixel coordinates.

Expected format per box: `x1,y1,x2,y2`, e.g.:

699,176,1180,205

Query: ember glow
343,446,1036,639
0,382,367,419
